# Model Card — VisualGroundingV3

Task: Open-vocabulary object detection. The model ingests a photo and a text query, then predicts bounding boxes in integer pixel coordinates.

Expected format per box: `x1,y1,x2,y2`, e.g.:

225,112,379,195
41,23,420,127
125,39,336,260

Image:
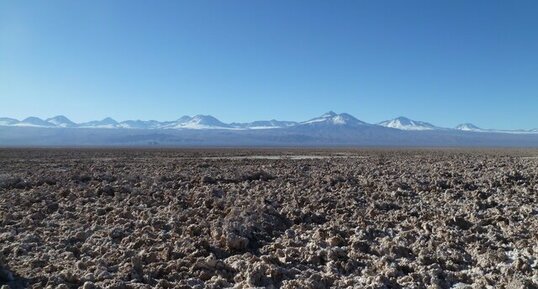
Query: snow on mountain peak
162,115,231,129
302,112,367,126
1,113,536,135
321,111,337,118
118,120,162,129
184,115,231,129
46,115,76,127
79,117,119,128
379,117,436,131
191,115,221,124
230,119,298,129
455,123,482,131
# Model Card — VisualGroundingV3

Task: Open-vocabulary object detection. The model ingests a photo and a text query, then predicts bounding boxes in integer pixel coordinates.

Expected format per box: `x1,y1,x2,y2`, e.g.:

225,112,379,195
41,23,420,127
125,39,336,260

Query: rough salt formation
0,149,537,289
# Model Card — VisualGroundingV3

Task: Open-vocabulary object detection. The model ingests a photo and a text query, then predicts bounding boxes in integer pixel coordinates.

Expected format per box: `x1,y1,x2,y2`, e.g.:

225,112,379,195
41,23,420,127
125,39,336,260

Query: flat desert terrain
0,149,537,289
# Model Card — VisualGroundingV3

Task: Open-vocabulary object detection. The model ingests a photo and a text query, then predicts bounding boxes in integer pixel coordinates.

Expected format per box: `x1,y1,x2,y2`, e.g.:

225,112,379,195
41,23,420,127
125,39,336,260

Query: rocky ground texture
0,149,537,289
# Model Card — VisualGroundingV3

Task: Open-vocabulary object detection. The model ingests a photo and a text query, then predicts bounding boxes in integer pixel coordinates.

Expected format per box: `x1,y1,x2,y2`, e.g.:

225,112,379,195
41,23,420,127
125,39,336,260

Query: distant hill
1,112,538,147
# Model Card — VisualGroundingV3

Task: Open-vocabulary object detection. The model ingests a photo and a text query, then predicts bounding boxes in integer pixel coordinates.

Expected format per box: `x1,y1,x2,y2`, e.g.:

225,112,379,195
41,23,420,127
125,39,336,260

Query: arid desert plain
0,149,537,289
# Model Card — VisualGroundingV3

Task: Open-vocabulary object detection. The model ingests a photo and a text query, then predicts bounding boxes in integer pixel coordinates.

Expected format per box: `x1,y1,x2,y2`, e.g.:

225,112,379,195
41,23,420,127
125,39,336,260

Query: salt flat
0,149,537,288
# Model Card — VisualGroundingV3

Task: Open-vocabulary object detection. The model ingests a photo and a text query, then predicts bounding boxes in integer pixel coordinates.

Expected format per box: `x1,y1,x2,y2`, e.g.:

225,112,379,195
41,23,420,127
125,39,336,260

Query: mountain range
1,112,538,147
1,112,536,133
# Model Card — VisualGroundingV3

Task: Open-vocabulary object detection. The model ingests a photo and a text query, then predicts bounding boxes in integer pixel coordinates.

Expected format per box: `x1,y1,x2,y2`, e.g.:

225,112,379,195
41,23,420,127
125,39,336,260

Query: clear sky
1,1,538,129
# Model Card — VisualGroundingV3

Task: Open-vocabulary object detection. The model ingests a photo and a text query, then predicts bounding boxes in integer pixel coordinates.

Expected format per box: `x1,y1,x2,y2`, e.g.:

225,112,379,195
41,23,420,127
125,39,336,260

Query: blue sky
1,0,538,129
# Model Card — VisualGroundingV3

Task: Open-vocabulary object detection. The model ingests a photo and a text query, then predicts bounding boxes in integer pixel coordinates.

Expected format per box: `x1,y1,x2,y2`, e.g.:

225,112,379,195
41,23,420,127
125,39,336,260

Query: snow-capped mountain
455,123,483,132
231,120,298,129
379,117,437,131
163,115,232,129
301,111,368,127
2,112,538,147
454,123,538,134
118,120,162,129
183,115,232,129
0,113,536,136
16,117,54,127
79,117,119,128
46,115,76,128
